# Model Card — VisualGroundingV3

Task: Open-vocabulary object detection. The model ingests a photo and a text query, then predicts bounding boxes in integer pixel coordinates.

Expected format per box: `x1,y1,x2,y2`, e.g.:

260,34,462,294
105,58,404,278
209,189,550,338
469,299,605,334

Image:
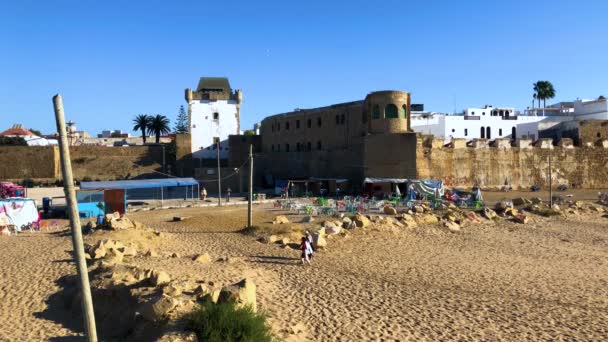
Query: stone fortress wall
416,136,608,189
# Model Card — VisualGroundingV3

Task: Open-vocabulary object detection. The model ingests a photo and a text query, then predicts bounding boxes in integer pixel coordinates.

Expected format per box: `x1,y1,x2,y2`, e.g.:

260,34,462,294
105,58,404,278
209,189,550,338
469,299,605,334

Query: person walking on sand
226,187,232,202
300,237,312,265
305,230,315,260
200,187,207,201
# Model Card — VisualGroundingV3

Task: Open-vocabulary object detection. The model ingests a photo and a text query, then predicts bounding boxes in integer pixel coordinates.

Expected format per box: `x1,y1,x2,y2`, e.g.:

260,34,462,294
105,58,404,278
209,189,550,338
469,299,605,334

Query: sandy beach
1,203,607,340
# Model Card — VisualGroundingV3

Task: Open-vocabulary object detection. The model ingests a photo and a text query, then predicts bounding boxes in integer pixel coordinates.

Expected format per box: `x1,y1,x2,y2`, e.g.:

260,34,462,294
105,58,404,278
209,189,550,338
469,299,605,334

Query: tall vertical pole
549,151,553,207
248,144,253,227
217,140,222,207
53,95,98,342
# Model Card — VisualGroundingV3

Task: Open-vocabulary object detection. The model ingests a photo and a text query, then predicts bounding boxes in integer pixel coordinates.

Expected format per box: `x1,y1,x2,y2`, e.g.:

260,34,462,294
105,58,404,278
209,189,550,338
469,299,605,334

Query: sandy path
1,205,607,340
0,228,82,340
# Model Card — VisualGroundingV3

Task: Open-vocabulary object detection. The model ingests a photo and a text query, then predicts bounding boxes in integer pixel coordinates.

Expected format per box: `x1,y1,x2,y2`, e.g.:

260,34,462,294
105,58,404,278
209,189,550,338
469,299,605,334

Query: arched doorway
480,126,485,139
512,127,517,139
486,127,491,139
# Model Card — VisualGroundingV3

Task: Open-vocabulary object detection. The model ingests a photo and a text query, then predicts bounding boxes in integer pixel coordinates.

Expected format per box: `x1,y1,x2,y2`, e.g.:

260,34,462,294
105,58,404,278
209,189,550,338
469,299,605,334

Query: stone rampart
416,137,608,189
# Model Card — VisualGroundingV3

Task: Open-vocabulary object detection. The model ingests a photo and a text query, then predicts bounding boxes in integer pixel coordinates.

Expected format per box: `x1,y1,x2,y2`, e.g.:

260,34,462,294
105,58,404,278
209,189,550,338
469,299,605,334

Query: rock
109,217,136,230
444,221,461,232
302,216,315,223
279,237,290,245
325,224,341,235
551,204,561,211
417,214,439,224
139,294,177,322
289,322,307,335
391,219,404,228
90,241,107,259
104,248,124,264
154,231,164,237
531,197,543,204
217,278,257,312
383,205,397,215
351,214,371,228
322,221,339,229
466,211,481,223
413,206,424,214
145,250,159,257
151,270,171,286
258,235,278,244
105,211,120,222
482,207,497,220
194,284,210,297
512,197,531,206
495,201,511,211
171,252,180,258
590,205,605,213
273,215,290,224
121,245,137,257
311,232,327,249
514,214,529,224
192,253,212,264
172,216,191,222
163,283,183,297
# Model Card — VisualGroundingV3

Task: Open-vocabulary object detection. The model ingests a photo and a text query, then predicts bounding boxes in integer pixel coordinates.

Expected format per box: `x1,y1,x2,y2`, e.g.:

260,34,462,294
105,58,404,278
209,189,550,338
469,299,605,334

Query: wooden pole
53,94,98,342
217,140,222,207
248,144,253,227
549,151,553,207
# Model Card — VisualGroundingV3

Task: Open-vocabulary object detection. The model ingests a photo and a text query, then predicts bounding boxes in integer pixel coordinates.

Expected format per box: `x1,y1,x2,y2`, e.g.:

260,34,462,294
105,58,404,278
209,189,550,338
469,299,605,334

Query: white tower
185,77,242,159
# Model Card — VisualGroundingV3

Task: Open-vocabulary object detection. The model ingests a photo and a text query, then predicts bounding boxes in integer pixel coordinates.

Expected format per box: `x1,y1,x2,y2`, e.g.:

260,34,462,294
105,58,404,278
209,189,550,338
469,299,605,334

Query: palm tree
533,81,557,109
148,114,171,143
133,114,151,144
541,81,556,108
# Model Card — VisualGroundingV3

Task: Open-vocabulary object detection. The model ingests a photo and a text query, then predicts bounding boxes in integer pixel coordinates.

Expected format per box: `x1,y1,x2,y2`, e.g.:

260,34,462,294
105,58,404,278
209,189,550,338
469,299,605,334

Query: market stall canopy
309,177,349,183
80,177,199,190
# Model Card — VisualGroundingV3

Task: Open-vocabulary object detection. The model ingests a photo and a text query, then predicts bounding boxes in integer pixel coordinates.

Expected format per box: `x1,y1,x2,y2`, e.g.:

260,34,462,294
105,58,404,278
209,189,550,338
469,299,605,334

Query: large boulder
311,232,327,249
192,253,212,264
325,224,341,235
513,214,529,224
512,197,532,206
383,206,397,215
151,270,171,287
139,294,177,322
217,278,257,312
273,215,290,225
351,214,371,228
109,217,135,230
90,241,107,259
121,245,137,257
302,216,315,223
258,235,278,244
104,248,124,265
417,214,439,224
444,221,461,232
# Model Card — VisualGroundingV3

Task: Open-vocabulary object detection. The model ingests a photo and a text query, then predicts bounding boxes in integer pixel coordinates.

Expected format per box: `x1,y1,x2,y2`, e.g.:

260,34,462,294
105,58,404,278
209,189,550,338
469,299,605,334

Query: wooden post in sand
53,95,98,342
217,139,222,207
248,144,253,227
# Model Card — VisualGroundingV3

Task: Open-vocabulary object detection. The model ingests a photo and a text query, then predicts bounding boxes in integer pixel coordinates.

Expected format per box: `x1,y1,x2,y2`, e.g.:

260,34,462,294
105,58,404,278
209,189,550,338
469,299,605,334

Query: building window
213,112,219,120
499,110,504,117
512,127,516,138
285,144,290,152
335,115,340,125
296,142,301,151
481,127,485,139
271,144,274,151
465,128,468,136
276,122,280,131
277,144,281,152
471,111,475,115
486,127,491,139
317,117,322,127
400,105,406,118
597,132,601,138
271,123,274,132
307,142,311,151
451,129,455,133
296,120,300,129
286,122,290,130
385,104,398,119
340,114,345,124
362,111,368,123
499,128,503,136
317,141,322,150
307,119,312,128
482,112,485,116
372,105,380,119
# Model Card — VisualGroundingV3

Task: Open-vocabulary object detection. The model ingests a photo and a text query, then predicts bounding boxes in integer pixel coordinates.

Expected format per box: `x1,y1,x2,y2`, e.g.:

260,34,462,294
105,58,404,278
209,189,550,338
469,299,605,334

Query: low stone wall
416,137,608,189
0,145,164,182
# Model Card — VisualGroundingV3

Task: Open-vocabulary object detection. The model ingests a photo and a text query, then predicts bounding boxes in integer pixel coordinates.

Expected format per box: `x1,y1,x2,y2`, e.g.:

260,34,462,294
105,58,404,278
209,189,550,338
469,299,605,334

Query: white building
185,77,243,159
572,96,608,120
411,105,569,142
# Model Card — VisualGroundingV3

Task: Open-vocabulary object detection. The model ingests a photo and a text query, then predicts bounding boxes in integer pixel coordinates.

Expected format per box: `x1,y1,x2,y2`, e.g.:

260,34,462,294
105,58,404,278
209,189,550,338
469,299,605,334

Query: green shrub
189,299,273,342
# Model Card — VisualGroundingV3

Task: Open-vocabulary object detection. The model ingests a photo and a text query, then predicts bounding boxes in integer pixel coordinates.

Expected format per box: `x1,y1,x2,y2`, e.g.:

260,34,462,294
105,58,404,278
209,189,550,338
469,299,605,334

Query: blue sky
1,0,607,135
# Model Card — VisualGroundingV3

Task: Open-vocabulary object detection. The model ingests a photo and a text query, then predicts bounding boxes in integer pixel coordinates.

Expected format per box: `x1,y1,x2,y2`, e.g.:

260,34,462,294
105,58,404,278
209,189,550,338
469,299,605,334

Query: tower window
285,144,290,152
336,115,340,125
271,144,274,151
296,120,300,129
307,119,312,128
317,141,322,150
372,105,380,119
340,114,345,124
317,117,322,127
296,142,301,151
213,112,219,120
285,122,290,130
307,142,311,151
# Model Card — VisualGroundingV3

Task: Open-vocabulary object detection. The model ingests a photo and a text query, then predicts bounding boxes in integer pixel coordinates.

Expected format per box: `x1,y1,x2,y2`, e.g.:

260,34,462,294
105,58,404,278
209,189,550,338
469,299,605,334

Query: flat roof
80,177,199,190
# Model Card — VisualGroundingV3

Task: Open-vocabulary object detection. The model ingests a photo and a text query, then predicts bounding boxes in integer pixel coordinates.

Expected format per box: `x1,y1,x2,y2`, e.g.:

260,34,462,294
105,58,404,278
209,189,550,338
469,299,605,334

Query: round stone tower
363,90,411,134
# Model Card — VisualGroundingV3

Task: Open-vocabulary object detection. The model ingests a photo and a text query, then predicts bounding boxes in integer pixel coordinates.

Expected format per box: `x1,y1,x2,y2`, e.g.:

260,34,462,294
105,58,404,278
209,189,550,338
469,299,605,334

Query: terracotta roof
0,126,35,136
